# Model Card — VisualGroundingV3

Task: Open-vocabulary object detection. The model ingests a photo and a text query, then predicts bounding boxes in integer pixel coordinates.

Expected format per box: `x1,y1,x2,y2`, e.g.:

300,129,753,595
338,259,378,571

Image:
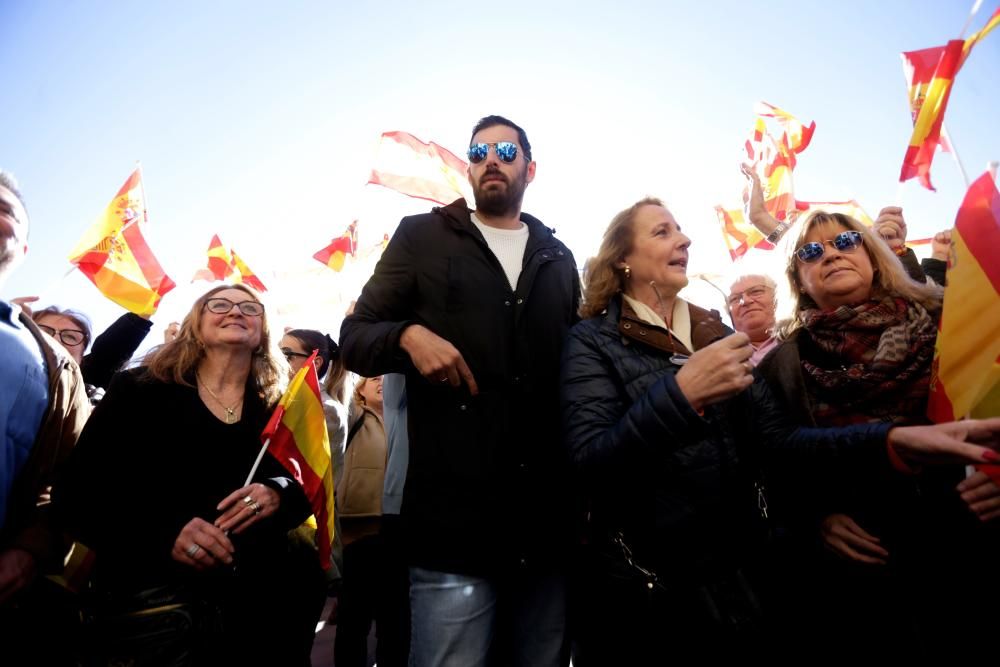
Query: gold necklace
197,372,243,424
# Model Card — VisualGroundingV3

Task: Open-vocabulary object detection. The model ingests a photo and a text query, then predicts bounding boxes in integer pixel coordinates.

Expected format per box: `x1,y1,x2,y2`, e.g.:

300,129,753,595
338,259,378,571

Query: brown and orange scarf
800,296,938,427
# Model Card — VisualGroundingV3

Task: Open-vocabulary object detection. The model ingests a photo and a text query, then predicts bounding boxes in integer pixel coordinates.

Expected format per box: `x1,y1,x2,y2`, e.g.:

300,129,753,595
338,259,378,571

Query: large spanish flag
928,172,1000,423
68,167,175,316
368,131,470,205
261,351,336,568
313,221,357,272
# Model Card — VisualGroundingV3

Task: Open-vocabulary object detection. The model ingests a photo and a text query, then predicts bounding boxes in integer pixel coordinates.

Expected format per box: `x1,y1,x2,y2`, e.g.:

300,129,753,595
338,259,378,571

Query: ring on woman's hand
249,500,261,515
439,376,448,383
242,495,253,506
186,544,202,558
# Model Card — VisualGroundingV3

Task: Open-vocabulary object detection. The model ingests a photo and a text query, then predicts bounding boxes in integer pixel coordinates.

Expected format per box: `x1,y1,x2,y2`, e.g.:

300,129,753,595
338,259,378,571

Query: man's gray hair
729,273,777,295
0,169,27,217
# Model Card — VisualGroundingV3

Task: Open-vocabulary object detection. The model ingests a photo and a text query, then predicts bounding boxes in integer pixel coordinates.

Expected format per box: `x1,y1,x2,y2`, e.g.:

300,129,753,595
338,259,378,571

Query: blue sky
1,0,997,342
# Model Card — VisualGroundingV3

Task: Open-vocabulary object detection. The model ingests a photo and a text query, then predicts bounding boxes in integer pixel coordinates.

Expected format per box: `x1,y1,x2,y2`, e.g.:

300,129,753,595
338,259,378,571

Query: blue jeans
408,566,566,667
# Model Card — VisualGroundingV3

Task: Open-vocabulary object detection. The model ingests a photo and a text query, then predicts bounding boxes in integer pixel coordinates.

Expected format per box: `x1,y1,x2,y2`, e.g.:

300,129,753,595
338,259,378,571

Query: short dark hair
0,169,28,219
470,115,532,161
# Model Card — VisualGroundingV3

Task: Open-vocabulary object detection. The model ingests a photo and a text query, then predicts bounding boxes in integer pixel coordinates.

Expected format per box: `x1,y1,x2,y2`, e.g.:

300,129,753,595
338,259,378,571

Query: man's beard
472,167,527,217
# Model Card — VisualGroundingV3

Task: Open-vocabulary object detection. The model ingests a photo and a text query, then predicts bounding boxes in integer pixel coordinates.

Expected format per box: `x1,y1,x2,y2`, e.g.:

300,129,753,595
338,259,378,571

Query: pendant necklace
197,372,242,424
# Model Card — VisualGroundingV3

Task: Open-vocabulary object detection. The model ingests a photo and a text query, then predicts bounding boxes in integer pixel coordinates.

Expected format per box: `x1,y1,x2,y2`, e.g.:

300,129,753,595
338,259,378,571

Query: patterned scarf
800,296,938,426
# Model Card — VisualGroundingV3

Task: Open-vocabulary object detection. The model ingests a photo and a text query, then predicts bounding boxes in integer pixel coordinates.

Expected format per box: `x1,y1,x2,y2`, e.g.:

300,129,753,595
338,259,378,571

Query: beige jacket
339,406,386,545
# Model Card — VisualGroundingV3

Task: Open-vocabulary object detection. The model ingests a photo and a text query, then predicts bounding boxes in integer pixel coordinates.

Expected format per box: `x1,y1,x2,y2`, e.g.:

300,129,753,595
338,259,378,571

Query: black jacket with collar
560,294,892,583
340,198,580,575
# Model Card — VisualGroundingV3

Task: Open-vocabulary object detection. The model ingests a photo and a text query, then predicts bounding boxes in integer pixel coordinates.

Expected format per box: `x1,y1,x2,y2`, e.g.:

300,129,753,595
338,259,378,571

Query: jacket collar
435,198,559,254
600,293,730,355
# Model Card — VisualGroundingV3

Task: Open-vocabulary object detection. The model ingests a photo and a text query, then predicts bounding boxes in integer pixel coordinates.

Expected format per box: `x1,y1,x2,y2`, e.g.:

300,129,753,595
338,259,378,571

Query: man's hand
930,229,952,262
10,296,39,318
400,324,479,395
675,333,753,412
874,206,907,252
163,321,180,344
0,548,38,605
957,468,1000,522
820,514,889,565
887,418,1000,467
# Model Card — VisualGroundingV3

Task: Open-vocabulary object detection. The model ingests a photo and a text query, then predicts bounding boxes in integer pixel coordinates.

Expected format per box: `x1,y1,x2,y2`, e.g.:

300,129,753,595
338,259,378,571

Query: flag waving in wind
313,221,358,272
68,167,175,316
261,351,336,569
192,234,235,283
368,131,470,205
229,249,267,292
899,7,1000,190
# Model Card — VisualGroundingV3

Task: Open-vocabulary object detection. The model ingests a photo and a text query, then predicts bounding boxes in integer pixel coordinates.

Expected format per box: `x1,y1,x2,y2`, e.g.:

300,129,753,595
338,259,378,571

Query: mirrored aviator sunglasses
467,141,519,164
795,230,864,263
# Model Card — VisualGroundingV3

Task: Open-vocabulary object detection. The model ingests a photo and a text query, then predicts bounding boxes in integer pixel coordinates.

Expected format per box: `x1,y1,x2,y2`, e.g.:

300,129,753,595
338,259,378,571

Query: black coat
560,295,893,583
340,199,580,575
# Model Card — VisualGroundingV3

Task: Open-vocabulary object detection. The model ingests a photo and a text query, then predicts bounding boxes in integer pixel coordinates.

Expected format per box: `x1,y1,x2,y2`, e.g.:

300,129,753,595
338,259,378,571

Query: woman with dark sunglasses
560,197,1000,662
746,197,1000,657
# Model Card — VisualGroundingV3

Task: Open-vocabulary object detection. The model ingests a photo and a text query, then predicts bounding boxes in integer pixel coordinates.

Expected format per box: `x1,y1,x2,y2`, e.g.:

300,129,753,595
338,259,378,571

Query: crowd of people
2,114,999,666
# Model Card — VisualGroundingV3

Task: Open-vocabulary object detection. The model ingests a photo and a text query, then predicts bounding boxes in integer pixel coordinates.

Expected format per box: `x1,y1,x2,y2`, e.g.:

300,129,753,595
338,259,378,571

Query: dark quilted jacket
561,294,893,583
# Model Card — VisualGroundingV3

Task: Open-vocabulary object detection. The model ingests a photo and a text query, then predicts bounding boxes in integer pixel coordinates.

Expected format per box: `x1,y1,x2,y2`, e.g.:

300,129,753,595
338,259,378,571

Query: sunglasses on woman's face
794,230,864,263
467,141,522,164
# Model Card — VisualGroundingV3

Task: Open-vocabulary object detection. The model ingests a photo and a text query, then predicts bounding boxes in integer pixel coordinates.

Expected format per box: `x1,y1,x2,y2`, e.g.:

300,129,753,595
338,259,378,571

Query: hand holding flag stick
244,350,337,568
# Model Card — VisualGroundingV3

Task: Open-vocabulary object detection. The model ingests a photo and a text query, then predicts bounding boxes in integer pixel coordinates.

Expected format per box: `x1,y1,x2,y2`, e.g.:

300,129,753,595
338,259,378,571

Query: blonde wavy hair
144,284,287,404
776,211,943,338
580,196,666,318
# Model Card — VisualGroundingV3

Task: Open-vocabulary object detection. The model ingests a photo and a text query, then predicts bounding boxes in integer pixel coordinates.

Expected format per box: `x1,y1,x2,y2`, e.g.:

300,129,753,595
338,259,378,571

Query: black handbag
79,585,224,667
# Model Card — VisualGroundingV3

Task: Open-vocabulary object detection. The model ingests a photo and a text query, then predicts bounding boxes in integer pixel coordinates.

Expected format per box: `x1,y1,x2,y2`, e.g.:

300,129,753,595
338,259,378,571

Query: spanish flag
313,221,357,272
68,167,175,316
261,351,336,569
928,172,1000,423
900,7,1000,190
368,131,470,205
229,249,267,292
191,234,235,283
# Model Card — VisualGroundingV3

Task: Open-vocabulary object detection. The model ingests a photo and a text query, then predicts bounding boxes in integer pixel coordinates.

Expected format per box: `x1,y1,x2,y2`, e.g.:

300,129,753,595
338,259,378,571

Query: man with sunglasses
0,171,89,659
342,116,579,666
727,274,779,366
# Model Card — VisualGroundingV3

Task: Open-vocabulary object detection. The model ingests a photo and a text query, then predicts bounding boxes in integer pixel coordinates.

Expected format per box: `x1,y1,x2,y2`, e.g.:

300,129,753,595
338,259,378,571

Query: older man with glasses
727,274,779,366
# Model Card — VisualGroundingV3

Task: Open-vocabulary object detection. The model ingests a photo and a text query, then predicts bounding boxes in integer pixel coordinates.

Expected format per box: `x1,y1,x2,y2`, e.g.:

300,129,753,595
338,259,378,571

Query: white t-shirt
471,213,530,291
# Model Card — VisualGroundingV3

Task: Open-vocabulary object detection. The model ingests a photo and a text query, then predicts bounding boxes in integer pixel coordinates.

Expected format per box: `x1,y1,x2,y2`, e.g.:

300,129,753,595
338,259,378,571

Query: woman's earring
624,265,631,279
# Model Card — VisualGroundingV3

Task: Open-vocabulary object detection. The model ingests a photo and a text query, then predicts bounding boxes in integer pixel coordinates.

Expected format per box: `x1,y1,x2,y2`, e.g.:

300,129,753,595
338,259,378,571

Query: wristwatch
766,221,787,244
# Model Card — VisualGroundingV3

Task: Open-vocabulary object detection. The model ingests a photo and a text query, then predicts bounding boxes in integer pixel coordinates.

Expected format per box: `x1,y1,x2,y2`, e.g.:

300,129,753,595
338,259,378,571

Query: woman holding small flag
55,284,326,666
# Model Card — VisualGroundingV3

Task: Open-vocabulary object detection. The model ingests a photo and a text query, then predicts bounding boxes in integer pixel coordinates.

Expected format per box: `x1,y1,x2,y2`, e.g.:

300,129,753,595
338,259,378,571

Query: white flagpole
244,438,271,487
941,125,972,189
959,0,984,38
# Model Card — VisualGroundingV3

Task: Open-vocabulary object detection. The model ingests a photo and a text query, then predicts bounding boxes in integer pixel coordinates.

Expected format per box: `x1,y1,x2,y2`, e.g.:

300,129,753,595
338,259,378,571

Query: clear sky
2,0,997,345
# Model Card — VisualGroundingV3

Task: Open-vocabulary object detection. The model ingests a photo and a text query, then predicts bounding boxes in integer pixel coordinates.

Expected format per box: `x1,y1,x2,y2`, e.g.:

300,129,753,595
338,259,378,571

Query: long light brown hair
580,196,665,318
776,211,943,338
144,284,287,404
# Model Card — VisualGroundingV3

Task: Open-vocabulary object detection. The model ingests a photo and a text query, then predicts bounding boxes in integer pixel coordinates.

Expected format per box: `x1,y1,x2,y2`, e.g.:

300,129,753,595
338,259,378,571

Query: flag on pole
900,7,1000,190
192,234,235,282
261,351,336,568
743,104,814,225
716,206,768,261
229,249,267,292
753,101,816,159
68,167,175,316
928,172,1000,423
368,131,470,205
313,221,358,272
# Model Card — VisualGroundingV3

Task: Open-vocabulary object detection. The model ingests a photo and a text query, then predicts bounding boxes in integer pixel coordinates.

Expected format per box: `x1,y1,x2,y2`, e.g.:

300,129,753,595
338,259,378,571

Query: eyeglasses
281,348,311,361
204,297,265,317
727,285,772,309
38,325,86,346
794,231,864,263
467,142,524,164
